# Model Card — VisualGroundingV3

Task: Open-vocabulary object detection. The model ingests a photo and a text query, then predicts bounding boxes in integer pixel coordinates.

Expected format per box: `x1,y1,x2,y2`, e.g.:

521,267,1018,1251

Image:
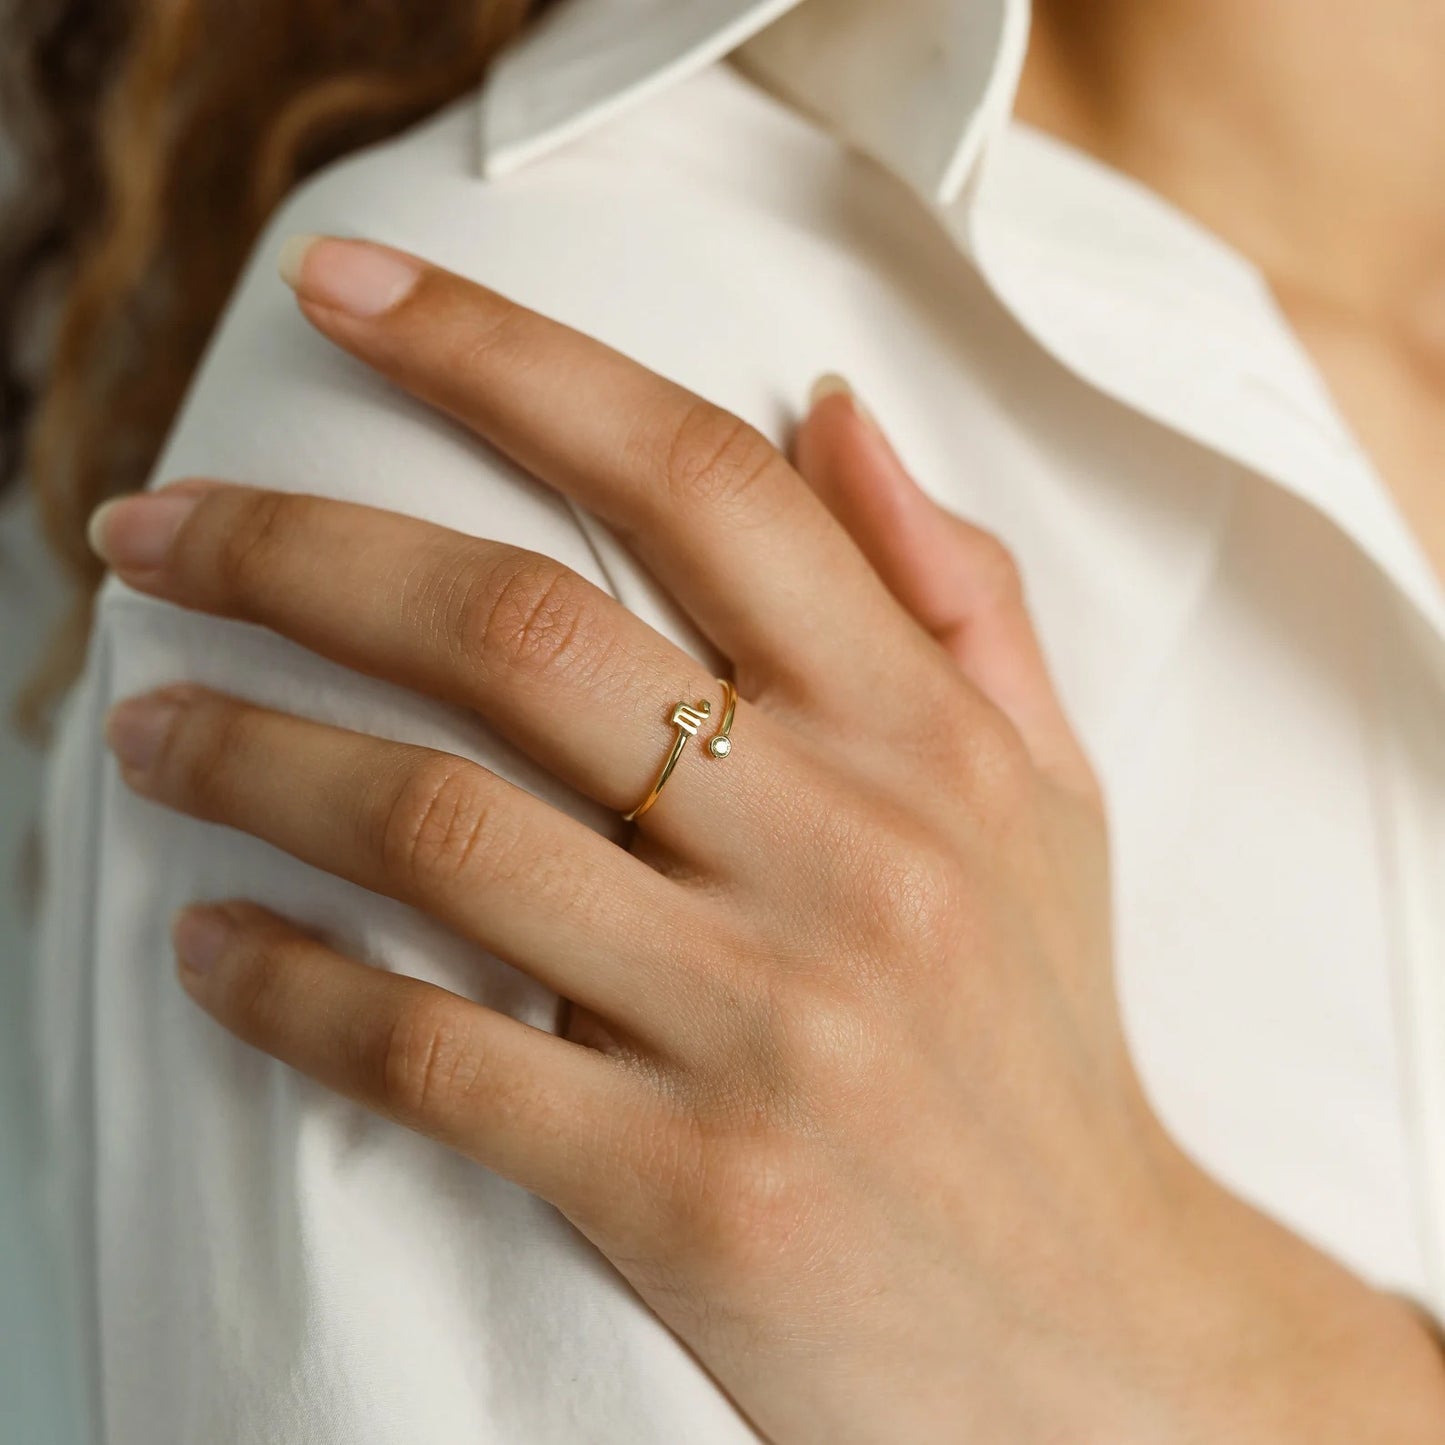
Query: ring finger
91,481,790,860
107,683,719,1043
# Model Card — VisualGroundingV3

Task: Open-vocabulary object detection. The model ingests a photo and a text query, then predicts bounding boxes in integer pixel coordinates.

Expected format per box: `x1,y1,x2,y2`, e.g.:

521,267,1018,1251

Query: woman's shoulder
102,55,1012,617
103,63,866,588
97,61,863,645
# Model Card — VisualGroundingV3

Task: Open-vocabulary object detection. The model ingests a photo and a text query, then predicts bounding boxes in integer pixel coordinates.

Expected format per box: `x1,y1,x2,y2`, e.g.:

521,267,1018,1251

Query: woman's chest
1092,480,1435,1299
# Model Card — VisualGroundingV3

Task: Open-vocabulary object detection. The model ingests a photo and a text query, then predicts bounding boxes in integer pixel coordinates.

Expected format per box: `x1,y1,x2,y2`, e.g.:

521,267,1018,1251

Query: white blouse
34,1,1445,1440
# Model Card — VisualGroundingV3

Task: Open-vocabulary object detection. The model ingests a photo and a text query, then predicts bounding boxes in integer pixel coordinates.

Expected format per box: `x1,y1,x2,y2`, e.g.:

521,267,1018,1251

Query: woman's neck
1016,0,1445,340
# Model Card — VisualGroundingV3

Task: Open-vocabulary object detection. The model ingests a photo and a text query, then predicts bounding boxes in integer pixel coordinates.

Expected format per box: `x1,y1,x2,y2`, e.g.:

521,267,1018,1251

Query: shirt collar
963,126,1445,642
479,0,1445,645
479,0,1028,209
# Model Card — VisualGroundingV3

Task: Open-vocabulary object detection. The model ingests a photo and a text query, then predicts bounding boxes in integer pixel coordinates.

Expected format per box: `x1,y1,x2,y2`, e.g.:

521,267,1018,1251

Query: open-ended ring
622,677,737,823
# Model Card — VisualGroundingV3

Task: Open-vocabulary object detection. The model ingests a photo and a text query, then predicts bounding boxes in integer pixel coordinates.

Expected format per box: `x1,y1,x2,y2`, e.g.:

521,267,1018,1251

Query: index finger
278,235,924,712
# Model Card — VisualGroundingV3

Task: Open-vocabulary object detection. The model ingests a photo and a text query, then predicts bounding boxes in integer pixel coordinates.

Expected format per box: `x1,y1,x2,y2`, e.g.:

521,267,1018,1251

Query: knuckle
662,402,782,515
965,709,1036,815
214,490,298,597
378,994,481,1121
1071,758,1107,815
450,295,531,379
761,977,882,1110
667,1132,822,1291
918,682,1034,818
465,552,607,681
381,755,500,891
966,529,1025,609
895,662,975,761
213,921,299,1037
851,825,963,963
707,949,885,1129
169,696,254,816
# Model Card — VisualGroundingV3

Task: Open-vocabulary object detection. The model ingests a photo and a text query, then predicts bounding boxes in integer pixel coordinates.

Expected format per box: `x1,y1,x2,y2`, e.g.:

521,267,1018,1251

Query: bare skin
88,238,1445,1441
1018,0,1445,581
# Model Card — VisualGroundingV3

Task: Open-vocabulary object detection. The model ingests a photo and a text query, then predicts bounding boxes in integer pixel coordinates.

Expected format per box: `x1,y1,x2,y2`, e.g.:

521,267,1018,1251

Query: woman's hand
90,239,1445,1443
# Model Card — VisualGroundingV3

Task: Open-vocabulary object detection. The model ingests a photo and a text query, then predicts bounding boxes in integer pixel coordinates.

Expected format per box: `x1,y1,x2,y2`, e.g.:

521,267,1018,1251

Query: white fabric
33,1,1445,1441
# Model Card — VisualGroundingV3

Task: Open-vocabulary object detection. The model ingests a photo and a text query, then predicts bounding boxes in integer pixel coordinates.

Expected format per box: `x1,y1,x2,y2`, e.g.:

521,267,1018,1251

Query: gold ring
623,677,737,823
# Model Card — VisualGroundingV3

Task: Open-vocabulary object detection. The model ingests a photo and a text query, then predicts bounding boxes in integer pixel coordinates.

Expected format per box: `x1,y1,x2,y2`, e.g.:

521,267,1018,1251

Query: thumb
794,376,1095,794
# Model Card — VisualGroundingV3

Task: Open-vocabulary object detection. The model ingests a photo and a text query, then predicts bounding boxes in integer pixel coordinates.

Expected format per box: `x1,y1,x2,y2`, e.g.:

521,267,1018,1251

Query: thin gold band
623,678,736,823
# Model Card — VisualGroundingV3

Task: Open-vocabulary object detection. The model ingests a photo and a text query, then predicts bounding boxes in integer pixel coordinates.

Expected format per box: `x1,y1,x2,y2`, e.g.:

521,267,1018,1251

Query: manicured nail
87,488,203,571
809,372,876,426
105,693,183,773
172,906,235,975
279,234,423,317
276,233,320,289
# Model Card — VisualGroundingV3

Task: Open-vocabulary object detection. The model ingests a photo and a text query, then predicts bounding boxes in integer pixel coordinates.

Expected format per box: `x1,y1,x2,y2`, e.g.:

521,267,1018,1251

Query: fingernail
808,372,876,427
172,906,234,975
87,488,202,571
105,693,183,772
279,234,423,317
276,233,320,289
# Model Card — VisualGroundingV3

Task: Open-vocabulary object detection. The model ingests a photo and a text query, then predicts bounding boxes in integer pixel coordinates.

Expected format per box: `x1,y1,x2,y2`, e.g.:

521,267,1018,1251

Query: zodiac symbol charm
671,700,711,735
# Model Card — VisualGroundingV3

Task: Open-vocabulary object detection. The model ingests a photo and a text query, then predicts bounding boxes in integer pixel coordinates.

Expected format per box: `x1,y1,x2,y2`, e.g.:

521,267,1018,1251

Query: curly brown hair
0,0,539,739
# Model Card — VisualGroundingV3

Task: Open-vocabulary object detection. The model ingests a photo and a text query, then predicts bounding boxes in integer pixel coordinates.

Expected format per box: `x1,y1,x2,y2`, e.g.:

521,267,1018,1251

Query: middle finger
91,482,789,857
281,236,919,709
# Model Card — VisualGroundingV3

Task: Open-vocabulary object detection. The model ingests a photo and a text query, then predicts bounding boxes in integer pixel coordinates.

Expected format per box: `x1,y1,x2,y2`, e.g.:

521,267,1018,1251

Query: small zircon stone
709,737,732,758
